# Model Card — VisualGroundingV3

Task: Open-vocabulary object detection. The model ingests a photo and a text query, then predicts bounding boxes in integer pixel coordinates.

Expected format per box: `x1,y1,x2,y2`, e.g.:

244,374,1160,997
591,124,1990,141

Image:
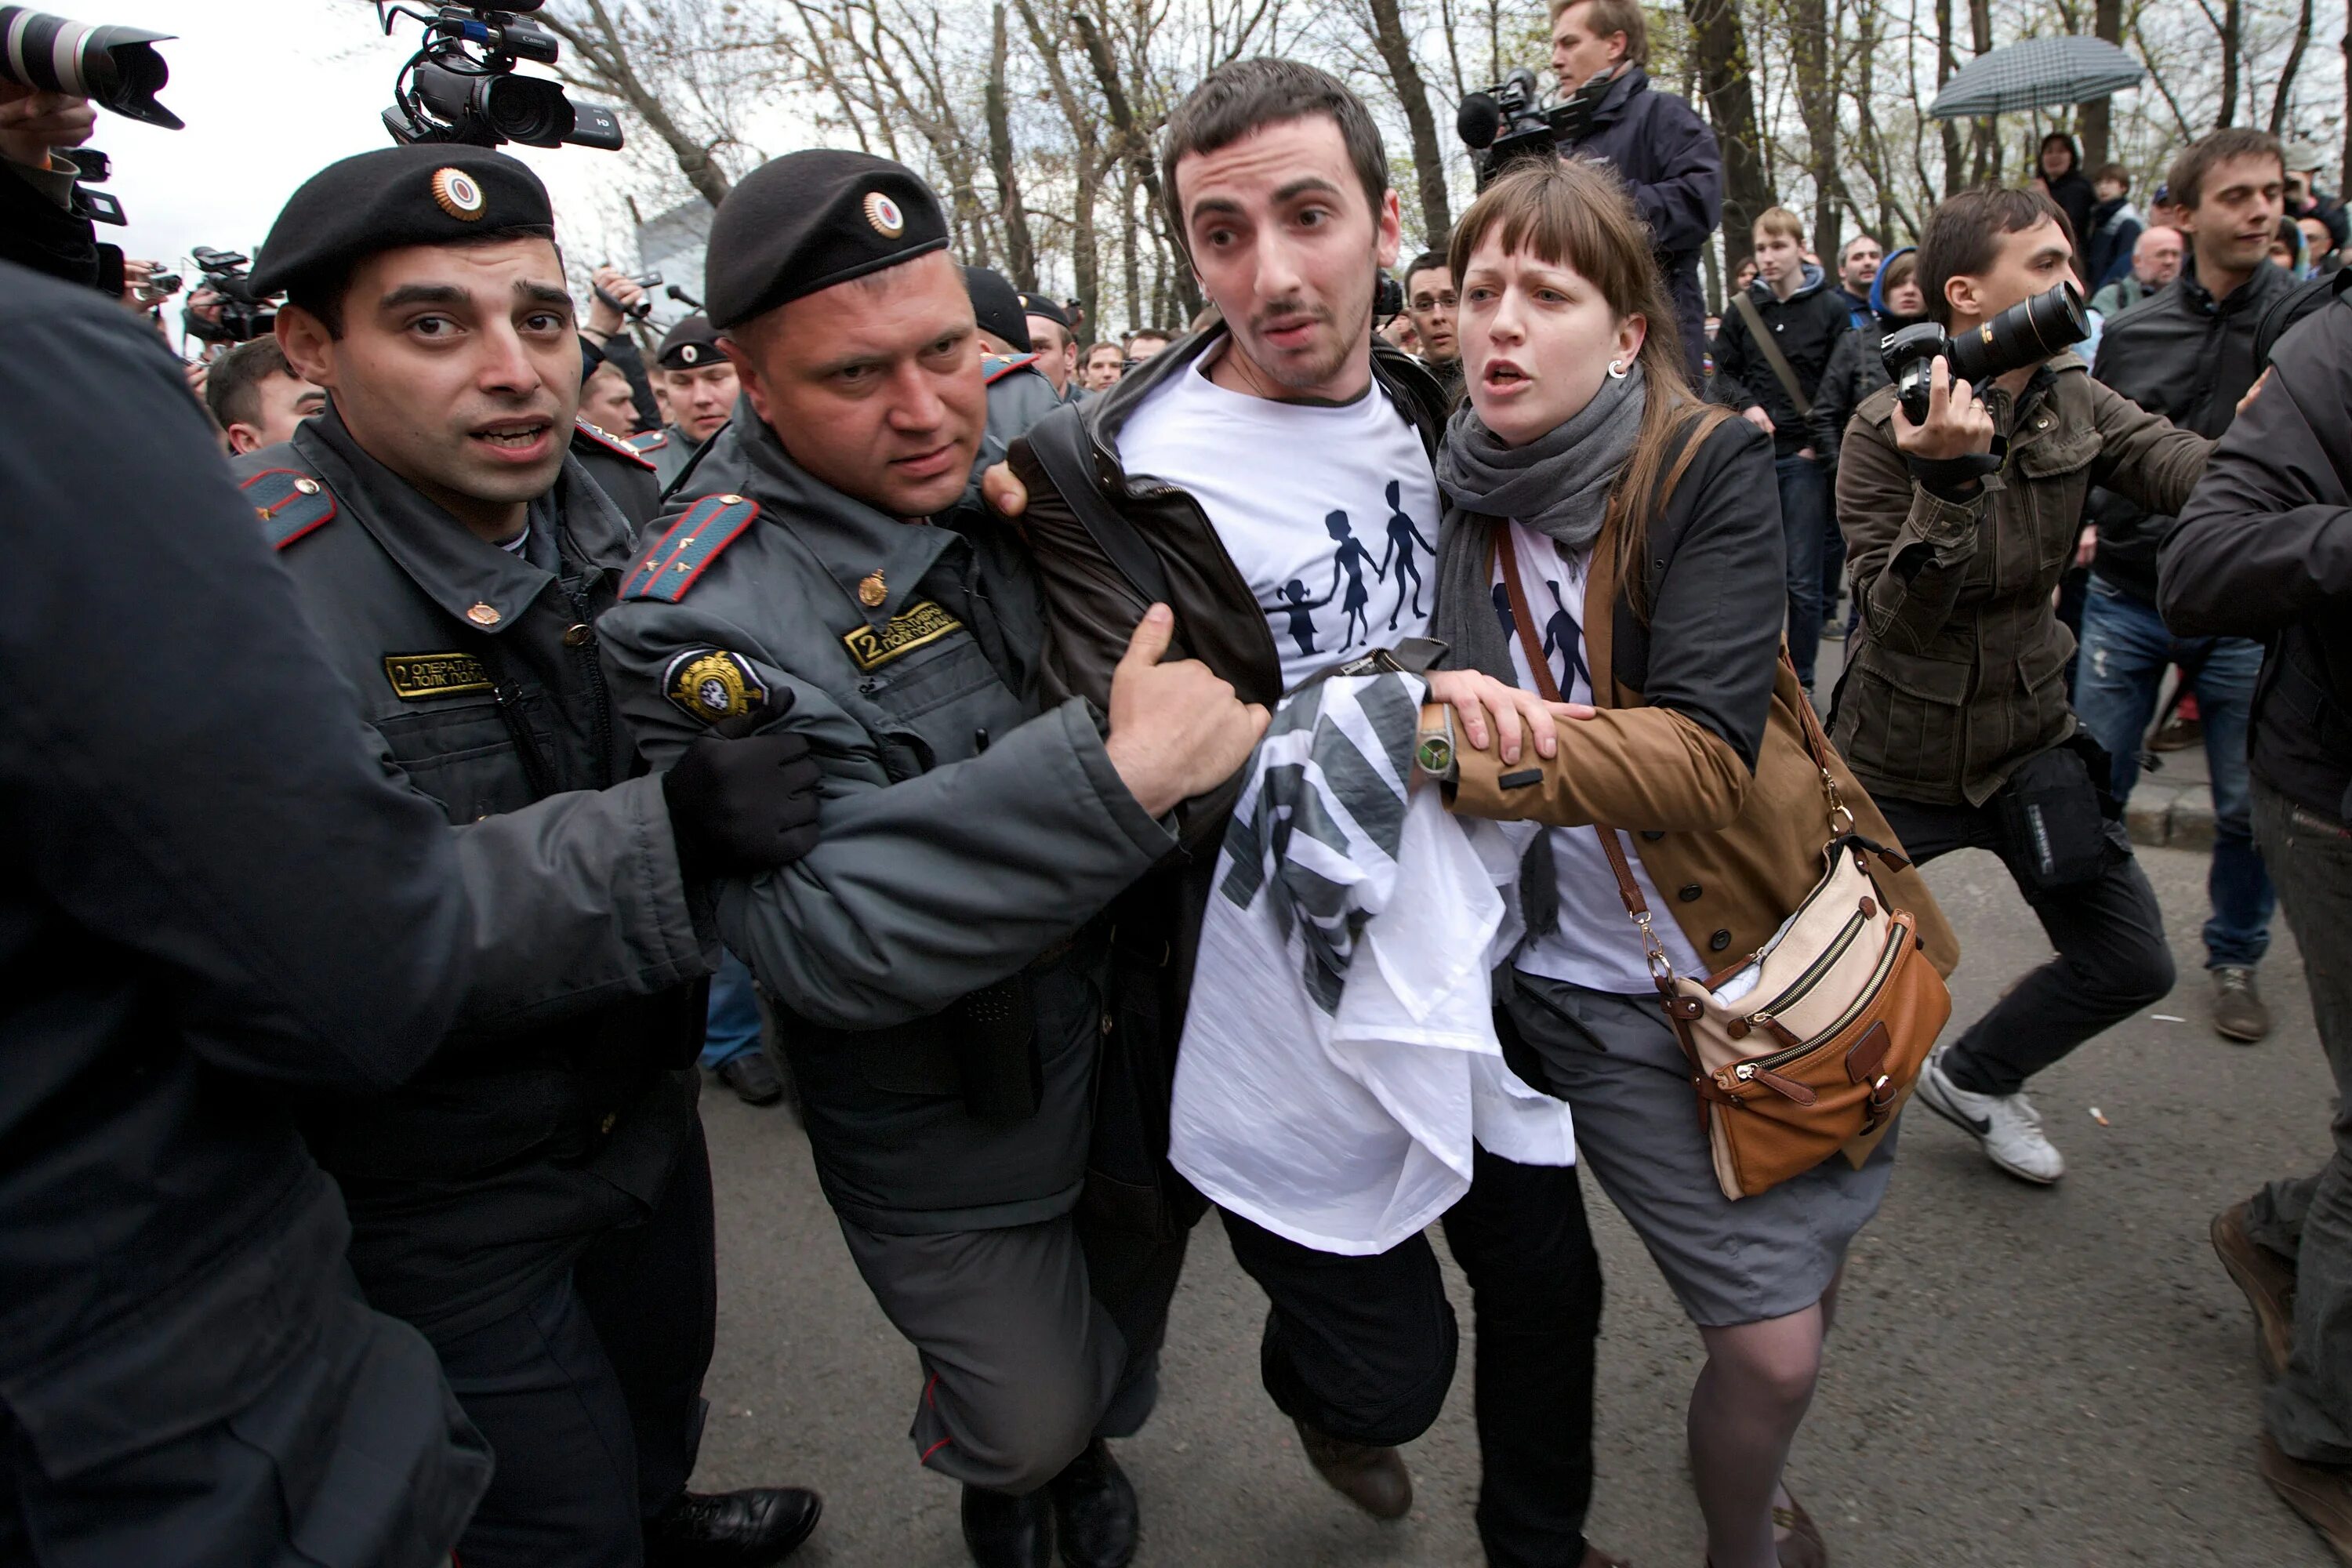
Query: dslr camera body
1879,281,2089,424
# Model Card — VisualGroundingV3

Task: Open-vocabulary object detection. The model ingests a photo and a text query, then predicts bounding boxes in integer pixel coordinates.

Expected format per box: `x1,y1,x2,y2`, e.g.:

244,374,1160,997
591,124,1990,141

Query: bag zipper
1747,909,1867,1027
1733,918,1909,1082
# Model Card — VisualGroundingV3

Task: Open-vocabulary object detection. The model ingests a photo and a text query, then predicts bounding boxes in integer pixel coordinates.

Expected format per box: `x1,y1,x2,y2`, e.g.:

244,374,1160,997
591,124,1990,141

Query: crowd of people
6,2,2352,1567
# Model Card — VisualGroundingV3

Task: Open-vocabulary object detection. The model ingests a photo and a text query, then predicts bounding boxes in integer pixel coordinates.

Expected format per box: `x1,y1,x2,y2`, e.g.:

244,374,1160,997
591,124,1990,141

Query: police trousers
1219,1144,1603,1568
431,1117,718,1568
838,1210,1187,1497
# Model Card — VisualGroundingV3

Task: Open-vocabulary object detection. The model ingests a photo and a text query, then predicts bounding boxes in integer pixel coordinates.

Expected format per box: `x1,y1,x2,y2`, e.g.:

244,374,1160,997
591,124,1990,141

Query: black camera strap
1730,292,1813,418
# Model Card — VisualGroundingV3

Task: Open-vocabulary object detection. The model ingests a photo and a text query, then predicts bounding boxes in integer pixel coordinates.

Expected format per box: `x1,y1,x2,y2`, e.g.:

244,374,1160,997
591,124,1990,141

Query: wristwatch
1414,702,1458,786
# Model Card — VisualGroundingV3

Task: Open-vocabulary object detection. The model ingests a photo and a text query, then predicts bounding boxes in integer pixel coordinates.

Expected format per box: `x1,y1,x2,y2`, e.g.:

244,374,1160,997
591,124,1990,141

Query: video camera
1455,66,1615,188
377,2,622,152
182,247,281,347
1878,281,2088,425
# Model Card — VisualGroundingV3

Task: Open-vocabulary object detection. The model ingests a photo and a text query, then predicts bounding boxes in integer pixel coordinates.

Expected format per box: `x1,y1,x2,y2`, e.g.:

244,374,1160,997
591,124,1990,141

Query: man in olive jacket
1835,187,2210,1188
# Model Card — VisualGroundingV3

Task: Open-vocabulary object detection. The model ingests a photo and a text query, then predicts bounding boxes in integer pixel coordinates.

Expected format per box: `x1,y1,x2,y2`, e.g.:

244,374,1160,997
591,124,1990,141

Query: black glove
662,700,822,878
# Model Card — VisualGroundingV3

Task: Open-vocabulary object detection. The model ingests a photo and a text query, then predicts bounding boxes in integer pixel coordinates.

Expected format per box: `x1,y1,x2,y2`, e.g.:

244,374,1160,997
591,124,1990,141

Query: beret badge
862,191,906,238
431,168,488,221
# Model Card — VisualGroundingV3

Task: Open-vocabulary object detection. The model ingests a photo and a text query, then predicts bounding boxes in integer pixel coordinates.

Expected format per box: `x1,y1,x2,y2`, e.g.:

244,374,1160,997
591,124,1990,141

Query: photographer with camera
2077,129,2293,1045
1834,187,2212,1185
1544,0,1720,383
0,81,98,284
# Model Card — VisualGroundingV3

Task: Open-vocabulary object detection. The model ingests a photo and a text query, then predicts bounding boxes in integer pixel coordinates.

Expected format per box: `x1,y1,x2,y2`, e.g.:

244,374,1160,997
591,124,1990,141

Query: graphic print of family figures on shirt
1276,480,1436,658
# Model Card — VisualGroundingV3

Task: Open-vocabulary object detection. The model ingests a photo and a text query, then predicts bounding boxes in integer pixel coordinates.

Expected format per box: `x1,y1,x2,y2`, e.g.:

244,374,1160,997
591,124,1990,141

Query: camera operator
0,82,98,285
2078,129,2292,1044
1545,0,1720,383
205,335,326,454
1834,186,2211,1185
2161,267,2352,1560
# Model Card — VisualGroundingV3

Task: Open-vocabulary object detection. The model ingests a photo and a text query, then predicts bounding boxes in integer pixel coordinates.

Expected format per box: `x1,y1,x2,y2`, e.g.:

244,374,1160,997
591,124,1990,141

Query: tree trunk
1934,0,1964,195
2216,0,2242,129
1361,0,1454,248
543,0,733,205
985,2,1038,289
1068,8,1200,320
1684,0,1770,272
2270,0,2314,135
1789,0,1839,252
2078,0,2122,168
1965,0,1994,187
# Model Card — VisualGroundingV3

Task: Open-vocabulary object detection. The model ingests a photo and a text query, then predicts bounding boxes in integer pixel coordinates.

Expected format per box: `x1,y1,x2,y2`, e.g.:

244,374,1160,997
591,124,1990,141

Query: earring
1606,359,1629,379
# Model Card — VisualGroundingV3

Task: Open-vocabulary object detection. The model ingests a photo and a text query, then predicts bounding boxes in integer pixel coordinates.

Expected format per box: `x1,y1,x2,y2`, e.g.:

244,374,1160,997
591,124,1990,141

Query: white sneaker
1913,1044,2066,1184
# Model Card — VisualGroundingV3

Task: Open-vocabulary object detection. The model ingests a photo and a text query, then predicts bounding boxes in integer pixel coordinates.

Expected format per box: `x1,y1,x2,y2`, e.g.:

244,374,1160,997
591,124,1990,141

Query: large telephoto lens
0,6,179,128
1945,280,2088,387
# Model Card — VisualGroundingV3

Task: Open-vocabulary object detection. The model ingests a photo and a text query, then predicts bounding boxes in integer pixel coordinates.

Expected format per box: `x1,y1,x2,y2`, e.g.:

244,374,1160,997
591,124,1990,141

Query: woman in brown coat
1427,159,1956,1568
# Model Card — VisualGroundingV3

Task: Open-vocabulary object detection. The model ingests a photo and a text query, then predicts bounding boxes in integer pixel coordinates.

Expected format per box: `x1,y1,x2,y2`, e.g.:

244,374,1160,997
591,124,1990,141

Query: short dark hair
205,336,299,430
1916,186,2073,328
2167,128,2285,214
1160,58,1388,248
2093,162,2131,190
1124,328,1171,349
285,225,561,338
1402,250,1450,292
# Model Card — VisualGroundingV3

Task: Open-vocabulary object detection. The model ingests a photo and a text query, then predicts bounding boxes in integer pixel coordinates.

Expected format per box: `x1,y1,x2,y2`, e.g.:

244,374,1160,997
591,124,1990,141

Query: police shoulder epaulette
624,427,670,455
573,419,659,471
983,352,1041,386
619,492,762,603
240,467,338,551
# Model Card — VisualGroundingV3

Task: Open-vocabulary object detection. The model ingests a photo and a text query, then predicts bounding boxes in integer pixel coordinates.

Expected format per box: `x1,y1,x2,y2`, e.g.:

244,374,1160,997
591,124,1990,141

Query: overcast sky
76,2,642,296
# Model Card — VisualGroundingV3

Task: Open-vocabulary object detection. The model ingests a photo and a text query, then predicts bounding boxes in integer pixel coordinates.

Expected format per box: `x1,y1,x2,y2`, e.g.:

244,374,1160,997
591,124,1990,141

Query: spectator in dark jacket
1812,245,1922,470
2084,163,2146,292
2081,126,2291,1044
2036,132,2098,250
1710,205,1854,690
1548,0,1722,387
2161,281,2352,1563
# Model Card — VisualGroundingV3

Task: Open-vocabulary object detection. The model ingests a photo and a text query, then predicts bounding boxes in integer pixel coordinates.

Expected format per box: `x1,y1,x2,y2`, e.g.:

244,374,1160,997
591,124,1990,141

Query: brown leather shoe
2213,1202,2296,1379
2260,1433,2352,1564
1773,1488,1828,1567
1293,1418,1412,1519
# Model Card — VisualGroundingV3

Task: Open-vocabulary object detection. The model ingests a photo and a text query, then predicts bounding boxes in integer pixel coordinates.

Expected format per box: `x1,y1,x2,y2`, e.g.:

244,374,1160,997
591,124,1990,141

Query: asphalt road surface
688,841,2336,1567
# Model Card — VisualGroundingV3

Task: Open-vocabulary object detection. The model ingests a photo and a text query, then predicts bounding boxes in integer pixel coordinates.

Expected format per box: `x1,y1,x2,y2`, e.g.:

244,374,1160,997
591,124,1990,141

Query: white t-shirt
1493,521,1710,994
1116,349,1443,690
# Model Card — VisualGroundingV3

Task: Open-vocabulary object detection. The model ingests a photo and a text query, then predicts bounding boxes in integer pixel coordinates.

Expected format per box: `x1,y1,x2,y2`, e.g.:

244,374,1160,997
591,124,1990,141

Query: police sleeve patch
240,467,338,550
662,648,768,725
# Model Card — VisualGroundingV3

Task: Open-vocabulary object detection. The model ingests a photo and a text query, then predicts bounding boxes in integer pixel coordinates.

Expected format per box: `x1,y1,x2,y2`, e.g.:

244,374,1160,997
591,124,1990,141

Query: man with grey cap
635,313,738,491
597,148,1266,1568
232,142,822,1568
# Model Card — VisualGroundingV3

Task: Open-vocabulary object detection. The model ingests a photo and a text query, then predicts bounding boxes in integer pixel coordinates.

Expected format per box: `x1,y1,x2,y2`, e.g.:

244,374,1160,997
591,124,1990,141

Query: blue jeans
2071,573,2275,968
698,949,763,1069
1776,453,1831,688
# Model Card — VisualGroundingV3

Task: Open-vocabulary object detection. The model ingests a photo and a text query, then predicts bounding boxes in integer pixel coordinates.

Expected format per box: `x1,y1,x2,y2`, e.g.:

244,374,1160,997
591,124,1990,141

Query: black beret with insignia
1017,292,1072,332
655,313,724,370
250,145,554,297
962,266,1031,355
704,150,949,328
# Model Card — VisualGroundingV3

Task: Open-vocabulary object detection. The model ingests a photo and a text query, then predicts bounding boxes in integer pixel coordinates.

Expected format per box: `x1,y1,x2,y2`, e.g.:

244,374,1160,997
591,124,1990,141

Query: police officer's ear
716,331,775,426
275,307,338,393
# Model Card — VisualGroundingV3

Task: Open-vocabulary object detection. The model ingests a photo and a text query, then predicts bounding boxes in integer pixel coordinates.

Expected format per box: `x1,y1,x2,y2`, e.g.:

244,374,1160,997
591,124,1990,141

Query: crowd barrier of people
6,3,2352,1566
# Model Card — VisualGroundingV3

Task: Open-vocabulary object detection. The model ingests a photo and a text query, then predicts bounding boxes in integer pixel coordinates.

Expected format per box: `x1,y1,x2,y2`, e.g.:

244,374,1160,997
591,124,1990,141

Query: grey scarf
1428,364,1646,939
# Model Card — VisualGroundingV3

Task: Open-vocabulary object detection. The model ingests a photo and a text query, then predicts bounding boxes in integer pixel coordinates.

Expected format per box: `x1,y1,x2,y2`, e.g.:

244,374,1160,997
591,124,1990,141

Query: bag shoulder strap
1020,405,1174,608
1730,291,1812,419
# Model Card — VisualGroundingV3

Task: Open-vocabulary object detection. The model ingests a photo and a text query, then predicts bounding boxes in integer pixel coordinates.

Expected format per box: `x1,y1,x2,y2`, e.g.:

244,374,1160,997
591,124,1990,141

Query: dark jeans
2243,779,2352,1464
434,1118,718,1568
2072,574,2276,969
1877,791,2175,1096
1820,499,1848,621
1221,1144,1602,1568
1777,452,1832,689
699,949,763,1069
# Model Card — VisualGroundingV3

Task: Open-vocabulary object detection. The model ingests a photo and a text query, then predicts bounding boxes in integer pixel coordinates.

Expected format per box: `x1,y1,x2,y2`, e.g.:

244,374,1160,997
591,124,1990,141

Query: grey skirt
1505,970,1898,1327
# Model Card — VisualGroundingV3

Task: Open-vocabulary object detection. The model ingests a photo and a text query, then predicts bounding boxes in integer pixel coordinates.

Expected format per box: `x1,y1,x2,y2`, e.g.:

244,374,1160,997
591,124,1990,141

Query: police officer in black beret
962,264,1063,488
597,151,1266,1568
1016,290,1083,402
234,143,824,1568
633,313,736,492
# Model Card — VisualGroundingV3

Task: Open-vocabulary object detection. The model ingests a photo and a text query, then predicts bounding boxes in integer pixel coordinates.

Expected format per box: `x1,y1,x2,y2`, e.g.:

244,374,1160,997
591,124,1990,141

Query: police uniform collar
296,408,631,630
699,396,962,626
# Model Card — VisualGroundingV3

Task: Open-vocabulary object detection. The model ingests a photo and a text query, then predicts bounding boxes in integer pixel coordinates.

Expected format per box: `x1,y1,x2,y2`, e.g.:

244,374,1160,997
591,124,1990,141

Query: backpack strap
240,467,338,551
1730,291,1813,418
1020,403,1173,607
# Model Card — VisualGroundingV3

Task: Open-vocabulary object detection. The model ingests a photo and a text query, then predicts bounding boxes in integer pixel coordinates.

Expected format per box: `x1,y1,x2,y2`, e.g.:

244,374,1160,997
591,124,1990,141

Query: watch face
1415,733,1455,775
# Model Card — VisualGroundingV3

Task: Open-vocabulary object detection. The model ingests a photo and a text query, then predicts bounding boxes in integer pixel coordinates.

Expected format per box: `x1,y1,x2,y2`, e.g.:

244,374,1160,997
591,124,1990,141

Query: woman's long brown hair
1446,158,1733,619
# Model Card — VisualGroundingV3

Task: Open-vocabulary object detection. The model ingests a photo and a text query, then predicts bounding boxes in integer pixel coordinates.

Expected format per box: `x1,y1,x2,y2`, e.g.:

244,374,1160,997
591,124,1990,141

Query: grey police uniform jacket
974,354,1064,483
598,401,1177,1235
232,407,718,1337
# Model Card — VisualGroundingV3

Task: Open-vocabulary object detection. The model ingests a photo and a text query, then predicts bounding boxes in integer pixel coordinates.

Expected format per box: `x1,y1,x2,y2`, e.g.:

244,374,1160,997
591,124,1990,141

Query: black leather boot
960,1483,1054,1568
644,1486,822,1566
1047,1440,1138,1568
